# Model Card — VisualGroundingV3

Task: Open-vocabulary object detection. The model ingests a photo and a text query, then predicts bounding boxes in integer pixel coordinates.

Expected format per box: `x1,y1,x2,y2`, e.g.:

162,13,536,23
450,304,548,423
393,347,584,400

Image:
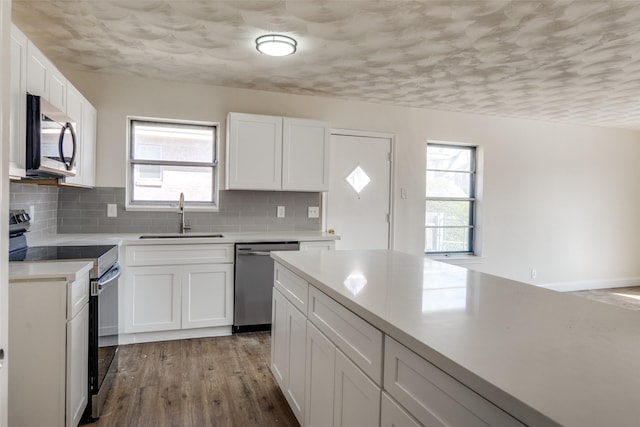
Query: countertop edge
9,261,94,282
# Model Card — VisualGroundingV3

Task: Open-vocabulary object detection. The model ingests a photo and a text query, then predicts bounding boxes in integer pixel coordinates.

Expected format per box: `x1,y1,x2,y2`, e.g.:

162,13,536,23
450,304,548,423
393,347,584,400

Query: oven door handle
91,264,121,296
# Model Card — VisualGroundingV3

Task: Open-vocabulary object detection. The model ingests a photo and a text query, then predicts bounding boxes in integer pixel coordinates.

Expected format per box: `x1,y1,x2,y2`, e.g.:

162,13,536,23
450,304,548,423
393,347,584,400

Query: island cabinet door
333,349,381,427
305,322,336,427
271,288,306,425
381,391,423,427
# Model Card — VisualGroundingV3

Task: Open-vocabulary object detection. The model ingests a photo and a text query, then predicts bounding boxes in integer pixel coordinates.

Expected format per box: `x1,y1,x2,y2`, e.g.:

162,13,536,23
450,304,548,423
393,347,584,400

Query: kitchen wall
56,187,320,233
62,69,640,287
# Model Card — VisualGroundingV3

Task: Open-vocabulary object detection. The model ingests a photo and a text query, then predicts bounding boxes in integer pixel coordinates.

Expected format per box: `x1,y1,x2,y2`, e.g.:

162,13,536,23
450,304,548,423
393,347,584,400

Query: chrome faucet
178,192,191,234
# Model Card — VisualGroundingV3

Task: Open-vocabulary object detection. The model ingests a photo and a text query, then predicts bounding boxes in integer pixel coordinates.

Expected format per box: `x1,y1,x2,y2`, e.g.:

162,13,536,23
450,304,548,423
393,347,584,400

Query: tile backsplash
56,187,321,234
9,182,59,240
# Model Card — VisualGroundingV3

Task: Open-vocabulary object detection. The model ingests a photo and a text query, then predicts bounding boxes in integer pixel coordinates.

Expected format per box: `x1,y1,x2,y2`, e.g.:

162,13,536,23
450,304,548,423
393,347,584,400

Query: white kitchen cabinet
299,240,336,252
9,270,90,427
63,87,97,188
305,322,336,427
67,304,89,427
123,244,234,338
384,337,523,427
9,24,27,179
26,38,48,98
381,392,423,427
271,288,306,425
303,321,381,427
26,37,66,111
226,112,282,190
125,265,181,333
49,64,67,112
182,263,234,329
272,262,382,427
334,349,381,427
226,112,330,191
282,117,330,191
81,99,97,187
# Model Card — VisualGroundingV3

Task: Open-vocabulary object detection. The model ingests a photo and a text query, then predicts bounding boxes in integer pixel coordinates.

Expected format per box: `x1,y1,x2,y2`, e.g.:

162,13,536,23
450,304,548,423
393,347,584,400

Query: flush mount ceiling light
255,34,297,57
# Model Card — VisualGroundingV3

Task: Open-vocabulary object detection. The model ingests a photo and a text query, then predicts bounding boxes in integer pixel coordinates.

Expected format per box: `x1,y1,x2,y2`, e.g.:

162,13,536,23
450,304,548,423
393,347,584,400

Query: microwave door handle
58,122,77,171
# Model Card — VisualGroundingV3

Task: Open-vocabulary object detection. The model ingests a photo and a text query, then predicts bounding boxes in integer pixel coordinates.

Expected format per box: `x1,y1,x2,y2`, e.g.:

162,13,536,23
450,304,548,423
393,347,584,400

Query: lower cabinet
381,392,422,427
271,288,307,424
125,263,233,333
123,244,234,338
304,322,381,427
9,272,89,427
271,265,382,427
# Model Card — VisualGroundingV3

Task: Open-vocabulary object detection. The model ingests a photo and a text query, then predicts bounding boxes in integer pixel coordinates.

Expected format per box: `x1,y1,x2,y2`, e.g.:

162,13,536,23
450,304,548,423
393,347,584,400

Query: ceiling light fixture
255,34,297,57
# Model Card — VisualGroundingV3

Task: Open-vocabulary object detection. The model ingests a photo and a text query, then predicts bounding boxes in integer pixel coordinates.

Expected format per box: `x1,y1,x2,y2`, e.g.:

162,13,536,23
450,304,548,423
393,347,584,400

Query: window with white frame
425,142,476,254
128,118,218,209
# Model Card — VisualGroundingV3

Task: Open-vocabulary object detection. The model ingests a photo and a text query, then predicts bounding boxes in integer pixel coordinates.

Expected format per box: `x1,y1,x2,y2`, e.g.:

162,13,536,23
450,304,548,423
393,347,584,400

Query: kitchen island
270,249,640,427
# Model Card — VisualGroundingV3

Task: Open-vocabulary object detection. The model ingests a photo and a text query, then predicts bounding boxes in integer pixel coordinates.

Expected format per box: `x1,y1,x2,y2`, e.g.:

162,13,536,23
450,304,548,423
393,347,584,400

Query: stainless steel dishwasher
234,242,300,333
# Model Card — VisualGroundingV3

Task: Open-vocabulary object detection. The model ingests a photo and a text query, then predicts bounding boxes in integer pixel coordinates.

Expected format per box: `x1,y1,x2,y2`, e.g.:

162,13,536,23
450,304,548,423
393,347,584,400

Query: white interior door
325,132,392,250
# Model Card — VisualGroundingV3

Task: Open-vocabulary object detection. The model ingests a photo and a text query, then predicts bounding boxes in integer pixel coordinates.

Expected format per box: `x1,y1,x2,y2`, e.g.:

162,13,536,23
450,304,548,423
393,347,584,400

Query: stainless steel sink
139,233,224,239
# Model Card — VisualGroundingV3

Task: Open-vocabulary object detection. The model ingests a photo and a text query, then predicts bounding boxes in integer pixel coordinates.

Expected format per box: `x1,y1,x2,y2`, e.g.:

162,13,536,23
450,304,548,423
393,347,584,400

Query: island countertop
271,249,640,427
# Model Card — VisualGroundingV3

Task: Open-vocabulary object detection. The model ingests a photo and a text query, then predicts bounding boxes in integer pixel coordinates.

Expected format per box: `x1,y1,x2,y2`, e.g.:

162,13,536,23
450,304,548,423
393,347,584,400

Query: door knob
328,229,335,235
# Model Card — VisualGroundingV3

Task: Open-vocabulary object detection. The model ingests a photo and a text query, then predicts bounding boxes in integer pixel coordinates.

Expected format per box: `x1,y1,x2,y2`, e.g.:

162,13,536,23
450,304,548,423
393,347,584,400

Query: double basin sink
139,233,224,239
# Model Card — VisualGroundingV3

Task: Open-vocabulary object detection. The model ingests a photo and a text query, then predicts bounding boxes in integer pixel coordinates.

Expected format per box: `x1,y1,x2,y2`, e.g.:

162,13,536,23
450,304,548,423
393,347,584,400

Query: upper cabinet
26,34,66,111
226,112,330,192
9,25,27,179
62,86,97,187
11,23,97,186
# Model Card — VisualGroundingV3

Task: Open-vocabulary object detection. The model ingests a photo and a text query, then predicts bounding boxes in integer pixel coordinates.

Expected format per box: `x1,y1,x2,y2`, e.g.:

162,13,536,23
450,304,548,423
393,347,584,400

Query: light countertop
271,249,640,427
28,231,338,246
9,261,94,281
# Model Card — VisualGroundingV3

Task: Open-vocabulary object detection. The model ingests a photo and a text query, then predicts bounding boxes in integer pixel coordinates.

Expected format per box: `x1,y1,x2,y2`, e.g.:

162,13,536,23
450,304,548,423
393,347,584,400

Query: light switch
308,206,320,218
107,204,117,218
277,206,285,218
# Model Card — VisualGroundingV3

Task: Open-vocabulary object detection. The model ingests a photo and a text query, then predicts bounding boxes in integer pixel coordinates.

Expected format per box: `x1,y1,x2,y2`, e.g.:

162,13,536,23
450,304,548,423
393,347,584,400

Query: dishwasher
234,242,300,333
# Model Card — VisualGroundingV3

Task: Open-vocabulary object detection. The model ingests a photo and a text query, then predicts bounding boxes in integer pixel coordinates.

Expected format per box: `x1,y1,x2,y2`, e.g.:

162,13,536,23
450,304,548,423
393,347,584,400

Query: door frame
322,128,396,250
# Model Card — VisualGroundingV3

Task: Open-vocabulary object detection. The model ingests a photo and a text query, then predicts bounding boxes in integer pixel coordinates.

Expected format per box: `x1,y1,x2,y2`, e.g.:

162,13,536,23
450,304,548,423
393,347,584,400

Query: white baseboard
538,277,640,292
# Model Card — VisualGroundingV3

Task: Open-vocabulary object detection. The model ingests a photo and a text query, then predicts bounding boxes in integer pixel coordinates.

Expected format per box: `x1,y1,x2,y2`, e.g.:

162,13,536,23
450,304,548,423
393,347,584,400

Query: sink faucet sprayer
179,192,191,234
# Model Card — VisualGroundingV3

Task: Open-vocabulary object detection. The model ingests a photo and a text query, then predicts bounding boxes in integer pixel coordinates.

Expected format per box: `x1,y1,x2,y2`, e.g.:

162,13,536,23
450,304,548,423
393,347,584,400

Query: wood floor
82,332,298,427
569,286,640,310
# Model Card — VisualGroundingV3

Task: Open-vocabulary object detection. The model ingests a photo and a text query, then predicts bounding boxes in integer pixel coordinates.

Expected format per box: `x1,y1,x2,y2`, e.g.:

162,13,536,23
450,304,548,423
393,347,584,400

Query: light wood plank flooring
569,286,640,310
83,332,298,427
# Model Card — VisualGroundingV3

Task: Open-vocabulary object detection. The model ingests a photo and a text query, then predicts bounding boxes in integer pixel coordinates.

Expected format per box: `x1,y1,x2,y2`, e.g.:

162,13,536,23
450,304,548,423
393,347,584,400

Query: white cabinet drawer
308,286,383,385
384,337,524,427
274,263,309,314
126,244,234,266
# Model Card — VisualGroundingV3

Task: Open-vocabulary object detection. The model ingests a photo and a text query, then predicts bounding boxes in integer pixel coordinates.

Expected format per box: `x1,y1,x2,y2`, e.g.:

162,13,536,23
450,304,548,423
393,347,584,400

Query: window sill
426,254,486,265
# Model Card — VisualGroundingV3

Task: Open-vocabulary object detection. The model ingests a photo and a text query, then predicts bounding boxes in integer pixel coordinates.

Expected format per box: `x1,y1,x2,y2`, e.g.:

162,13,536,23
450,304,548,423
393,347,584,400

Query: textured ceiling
11,0,640,129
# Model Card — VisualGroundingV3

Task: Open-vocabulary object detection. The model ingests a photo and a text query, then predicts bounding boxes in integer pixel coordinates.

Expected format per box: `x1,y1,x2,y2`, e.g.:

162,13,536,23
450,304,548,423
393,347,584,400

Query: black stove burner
9,245,117,262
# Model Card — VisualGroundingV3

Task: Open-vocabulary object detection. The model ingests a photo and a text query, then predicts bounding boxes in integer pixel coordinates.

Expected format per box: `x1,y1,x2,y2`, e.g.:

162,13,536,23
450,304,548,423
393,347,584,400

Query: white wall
64,69,640,286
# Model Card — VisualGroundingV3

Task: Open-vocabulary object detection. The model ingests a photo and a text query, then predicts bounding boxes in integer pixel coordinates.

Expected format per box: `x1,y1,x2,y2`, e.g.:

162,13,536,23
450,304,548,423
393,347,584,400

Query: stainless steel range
8,209,120,421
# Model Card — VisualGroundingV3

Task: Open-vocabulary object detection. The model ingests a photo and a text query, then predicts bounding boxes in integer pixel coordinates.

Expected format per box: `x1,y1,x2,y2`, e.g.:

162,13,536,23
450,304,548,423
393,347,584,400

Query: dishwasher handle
237,250,271,256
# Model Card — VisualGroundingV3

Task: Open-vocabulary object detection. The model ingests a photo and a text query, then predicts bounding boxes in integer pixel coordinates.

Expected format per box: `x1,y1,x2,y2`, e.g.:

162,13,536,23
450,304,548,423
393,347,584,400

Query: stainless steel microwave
26,94,77,178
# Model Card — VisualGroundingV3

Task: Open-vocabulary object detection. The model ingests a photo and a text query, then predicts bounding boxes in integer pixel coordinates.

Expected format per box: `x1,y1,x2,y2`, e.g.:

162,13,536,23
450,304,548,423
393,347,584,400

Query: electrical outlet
308,206,320,218
107,204,118,218
401,188,408,199
29,205,35,221
277,205,285,218
530,268,537,279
